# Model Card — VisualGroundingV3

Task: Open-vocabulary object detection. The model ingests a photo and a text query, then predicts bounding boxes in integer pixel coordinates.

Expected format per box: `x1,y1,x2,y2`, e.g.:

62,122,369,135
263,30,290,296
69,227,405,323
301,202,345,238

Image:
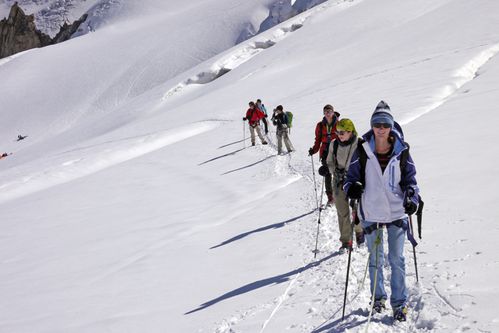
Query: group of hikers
242,100,420,323
243,99,294,155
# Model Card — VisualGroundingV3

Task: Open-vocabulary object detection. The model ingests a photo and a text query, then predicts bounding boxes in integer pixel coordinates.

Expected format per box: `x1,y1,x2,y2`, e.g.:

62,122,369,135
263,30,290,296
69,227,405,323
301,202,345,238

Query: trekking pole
406,188,420,283
312,177,325,258
408,215,419,283
243,120,246,148
365,225,381,333
341,199,358,321
310,155,320,210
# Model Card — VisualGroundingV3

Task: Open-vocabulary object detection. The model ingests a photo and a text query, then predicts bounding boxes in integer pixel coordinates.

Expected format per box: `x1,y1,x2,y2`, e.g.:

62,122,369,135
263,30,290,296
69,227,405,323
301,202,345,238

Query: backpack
286,111,293,128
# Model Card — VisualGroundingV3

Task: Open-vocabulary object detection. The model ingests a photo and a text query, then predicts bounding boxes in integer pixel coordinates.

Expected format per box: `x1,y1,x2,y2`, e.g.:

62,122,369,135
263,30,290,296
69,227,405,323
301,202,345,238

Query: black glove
264,114,268,118
308,148,314,156
318,165,330,177
404,200,417,215
347,181,363,199
243,117,247,121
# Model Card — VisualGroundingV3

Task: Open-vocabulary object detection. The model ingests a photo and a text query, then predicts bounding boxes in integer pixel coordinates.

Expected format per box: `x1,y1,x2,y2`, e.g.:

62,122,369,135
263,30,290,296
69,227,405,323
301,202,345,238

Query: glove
243,117,247,121
264,114,268,118
308,148,314,156
318,165,330,177
404,200,417,215
347,181,363,199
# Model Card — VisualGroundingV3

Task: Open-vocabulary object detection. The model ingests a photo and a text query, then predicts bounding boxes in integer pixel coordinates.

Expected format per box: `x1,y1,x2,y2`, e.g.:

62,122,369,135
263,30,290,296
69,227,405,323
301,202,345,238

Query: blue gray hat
371,100,394,128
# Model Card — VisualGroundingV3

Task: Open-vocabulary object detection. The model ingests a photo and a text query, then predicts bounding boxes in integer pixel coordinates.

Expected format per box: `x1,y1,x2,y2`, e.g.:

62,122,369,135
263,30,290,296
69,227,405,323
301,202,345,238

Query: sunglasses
336,130,349,135
324,110,334,114
373,123,391,129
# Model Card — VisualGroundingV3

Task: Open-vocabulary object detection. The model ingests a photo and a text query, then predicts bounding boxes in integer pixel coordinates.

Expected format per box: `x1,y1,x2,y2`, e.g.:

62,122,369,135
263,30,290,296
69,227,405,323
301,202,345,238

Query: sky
1,0,499,332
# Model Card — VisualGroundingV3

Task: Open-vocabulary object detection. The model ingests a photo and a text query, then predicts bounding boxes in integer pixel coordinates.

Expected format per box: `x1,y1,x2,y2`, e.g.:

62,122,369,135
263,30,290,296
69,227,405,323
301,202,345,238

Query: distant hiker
271,105,294,155
309,104,340,206
17,134,27,141
256,99,269,134
344,101,419,322
1,153,10,159
243,101,268,146
326,118,364,251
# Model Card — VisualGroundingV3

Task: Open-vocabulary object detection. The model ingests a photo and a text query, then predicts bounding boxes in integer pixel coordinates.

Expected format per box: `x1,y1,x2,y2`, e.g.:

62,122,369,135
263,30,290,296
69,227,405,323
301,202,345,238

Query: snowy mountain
1,0,499,332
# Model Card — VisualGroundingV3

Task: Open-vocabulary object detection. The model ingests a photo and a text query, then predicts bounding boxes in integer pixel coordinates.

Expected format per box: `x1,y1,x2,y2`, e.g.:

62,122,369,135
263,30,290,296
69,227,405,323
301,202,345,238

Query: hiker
256,99,269,134
271,105,294,155
326,118,364,251
309,104,340,206
17,135,27,141
243,101,268,146
344,101,419,322
1,153,10,159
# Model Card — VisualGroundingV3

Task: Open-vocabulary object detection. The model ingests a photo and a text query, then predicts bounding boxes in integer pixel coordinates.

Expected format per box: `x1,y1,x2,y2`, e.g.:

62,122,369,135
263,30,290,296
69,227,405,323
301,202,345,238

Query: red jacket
311,114,340,158
245,107,266,127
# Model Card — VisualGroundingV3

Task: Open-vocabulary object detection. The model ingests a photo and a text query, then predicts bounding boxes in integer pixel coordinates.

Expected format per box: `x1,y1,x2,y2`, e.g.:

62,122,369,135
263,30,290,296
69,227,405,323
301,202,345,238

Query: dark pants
321,157,333,198
261,117,269,134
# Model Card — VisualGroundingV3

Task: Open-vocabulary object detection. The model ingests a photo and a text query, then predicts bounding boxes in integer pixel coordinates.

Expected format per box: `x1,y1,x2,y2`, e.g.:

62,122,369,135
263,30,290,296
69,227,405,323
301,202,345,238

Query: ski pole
405,188,420,282
310,155,319,210
243,120,246,148
312,177,325,258
408,215,419,283
341,199,358,320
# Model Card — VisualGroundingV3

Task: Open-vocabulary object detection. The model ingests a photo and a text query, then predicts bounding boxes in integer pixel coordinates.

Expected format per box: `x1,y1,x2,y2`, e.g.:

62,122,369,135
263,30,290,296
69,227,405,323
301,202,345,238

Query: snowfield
1,0,499,332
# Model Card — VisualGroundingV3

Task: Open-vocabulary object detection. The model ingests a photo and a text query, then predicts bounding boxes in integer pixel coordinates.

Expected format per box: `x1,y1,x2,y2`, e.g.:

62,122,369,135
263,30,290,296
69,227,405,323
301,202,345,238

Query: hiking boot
252,142,255,146
338,242,351,253
262,141,268,145
355,231,365,246
326,192,334,206
371,299,386,313
393,306,408,322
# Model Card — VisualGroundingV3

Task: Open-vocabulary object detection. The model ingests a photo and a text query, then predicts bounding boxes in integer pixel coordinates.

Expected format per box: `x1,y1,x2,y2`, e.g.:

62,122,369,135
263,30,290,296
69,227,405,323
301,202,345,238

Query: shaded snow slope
2,0,499,332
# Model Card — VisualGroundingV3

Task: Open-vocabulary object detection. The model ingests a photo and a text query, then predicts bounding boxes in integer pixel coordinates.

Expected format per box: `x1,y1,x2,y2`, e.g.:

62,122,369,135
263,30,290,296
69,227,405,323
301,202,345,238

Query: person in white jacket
343,101,419,322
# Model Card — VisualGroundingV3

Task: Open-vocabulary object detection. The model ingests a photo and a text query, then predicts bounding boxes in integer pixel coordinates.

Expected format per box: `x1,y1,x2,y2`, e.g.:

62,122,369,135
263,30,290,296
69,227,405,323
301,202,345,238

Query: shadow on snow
184,252,340,315
218,138,246,149
210,209,316,249
198,147,246,165
311,308,396,333
221,155,275,175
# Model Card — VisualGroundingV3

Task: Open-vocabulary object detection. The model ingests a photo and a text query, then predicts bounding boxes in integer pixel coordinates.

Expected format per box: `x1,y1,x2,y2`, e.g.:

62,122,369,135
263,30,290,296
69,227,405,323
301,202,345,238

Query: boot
326,192,334,206
355,231,365,246
393,306,408,322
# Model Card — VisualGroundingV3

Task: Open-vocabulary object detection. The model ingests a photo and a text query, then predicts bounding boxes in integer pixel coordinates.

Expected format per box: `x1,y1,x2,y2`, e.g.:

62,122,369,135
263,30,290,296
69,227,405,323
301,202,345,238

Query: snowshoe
393,306,407,322
371,299,386,313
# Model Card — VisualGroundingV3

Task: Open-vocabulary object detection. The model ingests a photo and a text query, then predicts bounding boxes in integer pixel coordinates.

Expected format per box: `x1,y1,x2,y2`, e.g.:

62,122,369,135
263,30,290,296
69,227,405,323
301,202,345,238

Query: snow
1,0,499,332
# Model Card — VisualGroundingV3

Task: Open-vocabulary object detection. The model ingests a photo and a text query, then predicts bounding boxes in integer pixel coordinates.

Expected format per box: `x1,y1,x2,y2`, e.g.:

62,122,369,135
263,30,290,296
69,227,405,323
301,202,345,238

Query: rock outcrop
0,2,87,58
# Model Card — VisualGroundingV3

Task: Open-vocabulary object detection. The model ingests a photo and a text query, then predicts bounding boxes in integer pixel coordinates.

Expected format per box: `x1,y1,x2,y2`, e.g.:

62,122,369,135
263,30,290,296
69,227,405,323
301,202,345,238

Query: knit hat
371,100,394,128
323,104,334,113
336,118,357,136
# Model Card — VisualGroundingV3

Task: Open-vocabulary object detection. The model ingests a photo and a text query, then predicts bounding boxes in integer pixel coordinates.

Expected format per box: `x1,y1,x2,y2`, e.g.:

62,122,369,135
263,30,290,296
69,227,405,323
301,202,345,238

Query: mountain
1,0,499,332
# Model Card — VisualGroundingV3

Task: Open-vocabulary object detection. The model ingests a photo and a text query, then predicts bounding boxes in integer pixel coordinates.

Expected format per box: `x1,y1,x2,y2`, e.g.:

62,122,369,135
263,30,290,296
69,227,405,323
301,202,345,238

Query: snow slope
1,0,499,332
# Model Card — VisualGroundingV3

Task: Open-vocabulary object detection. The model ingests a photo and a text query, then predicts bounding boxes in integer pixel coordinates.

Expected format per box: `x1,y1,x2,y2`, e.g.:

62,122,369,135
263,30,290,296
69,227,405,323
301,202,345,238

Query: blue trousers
363,219,408,309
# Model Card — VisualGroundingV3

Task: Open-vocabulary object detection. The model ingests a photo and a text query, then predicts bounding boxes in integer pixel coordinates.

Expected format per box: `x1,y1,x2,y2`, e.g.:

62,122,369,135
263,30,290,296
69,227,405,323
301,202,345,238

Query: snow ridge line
401,42,499,125
0,120,222,204
161,0,364,102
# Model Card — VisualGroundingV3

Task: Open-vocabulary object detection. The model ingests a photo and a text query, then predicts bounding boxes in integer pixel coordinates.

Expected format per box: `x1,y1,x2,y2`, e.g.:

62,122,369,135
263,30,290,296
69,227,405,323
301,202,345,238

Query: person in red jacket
243,101,268,146
308,104,340,206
